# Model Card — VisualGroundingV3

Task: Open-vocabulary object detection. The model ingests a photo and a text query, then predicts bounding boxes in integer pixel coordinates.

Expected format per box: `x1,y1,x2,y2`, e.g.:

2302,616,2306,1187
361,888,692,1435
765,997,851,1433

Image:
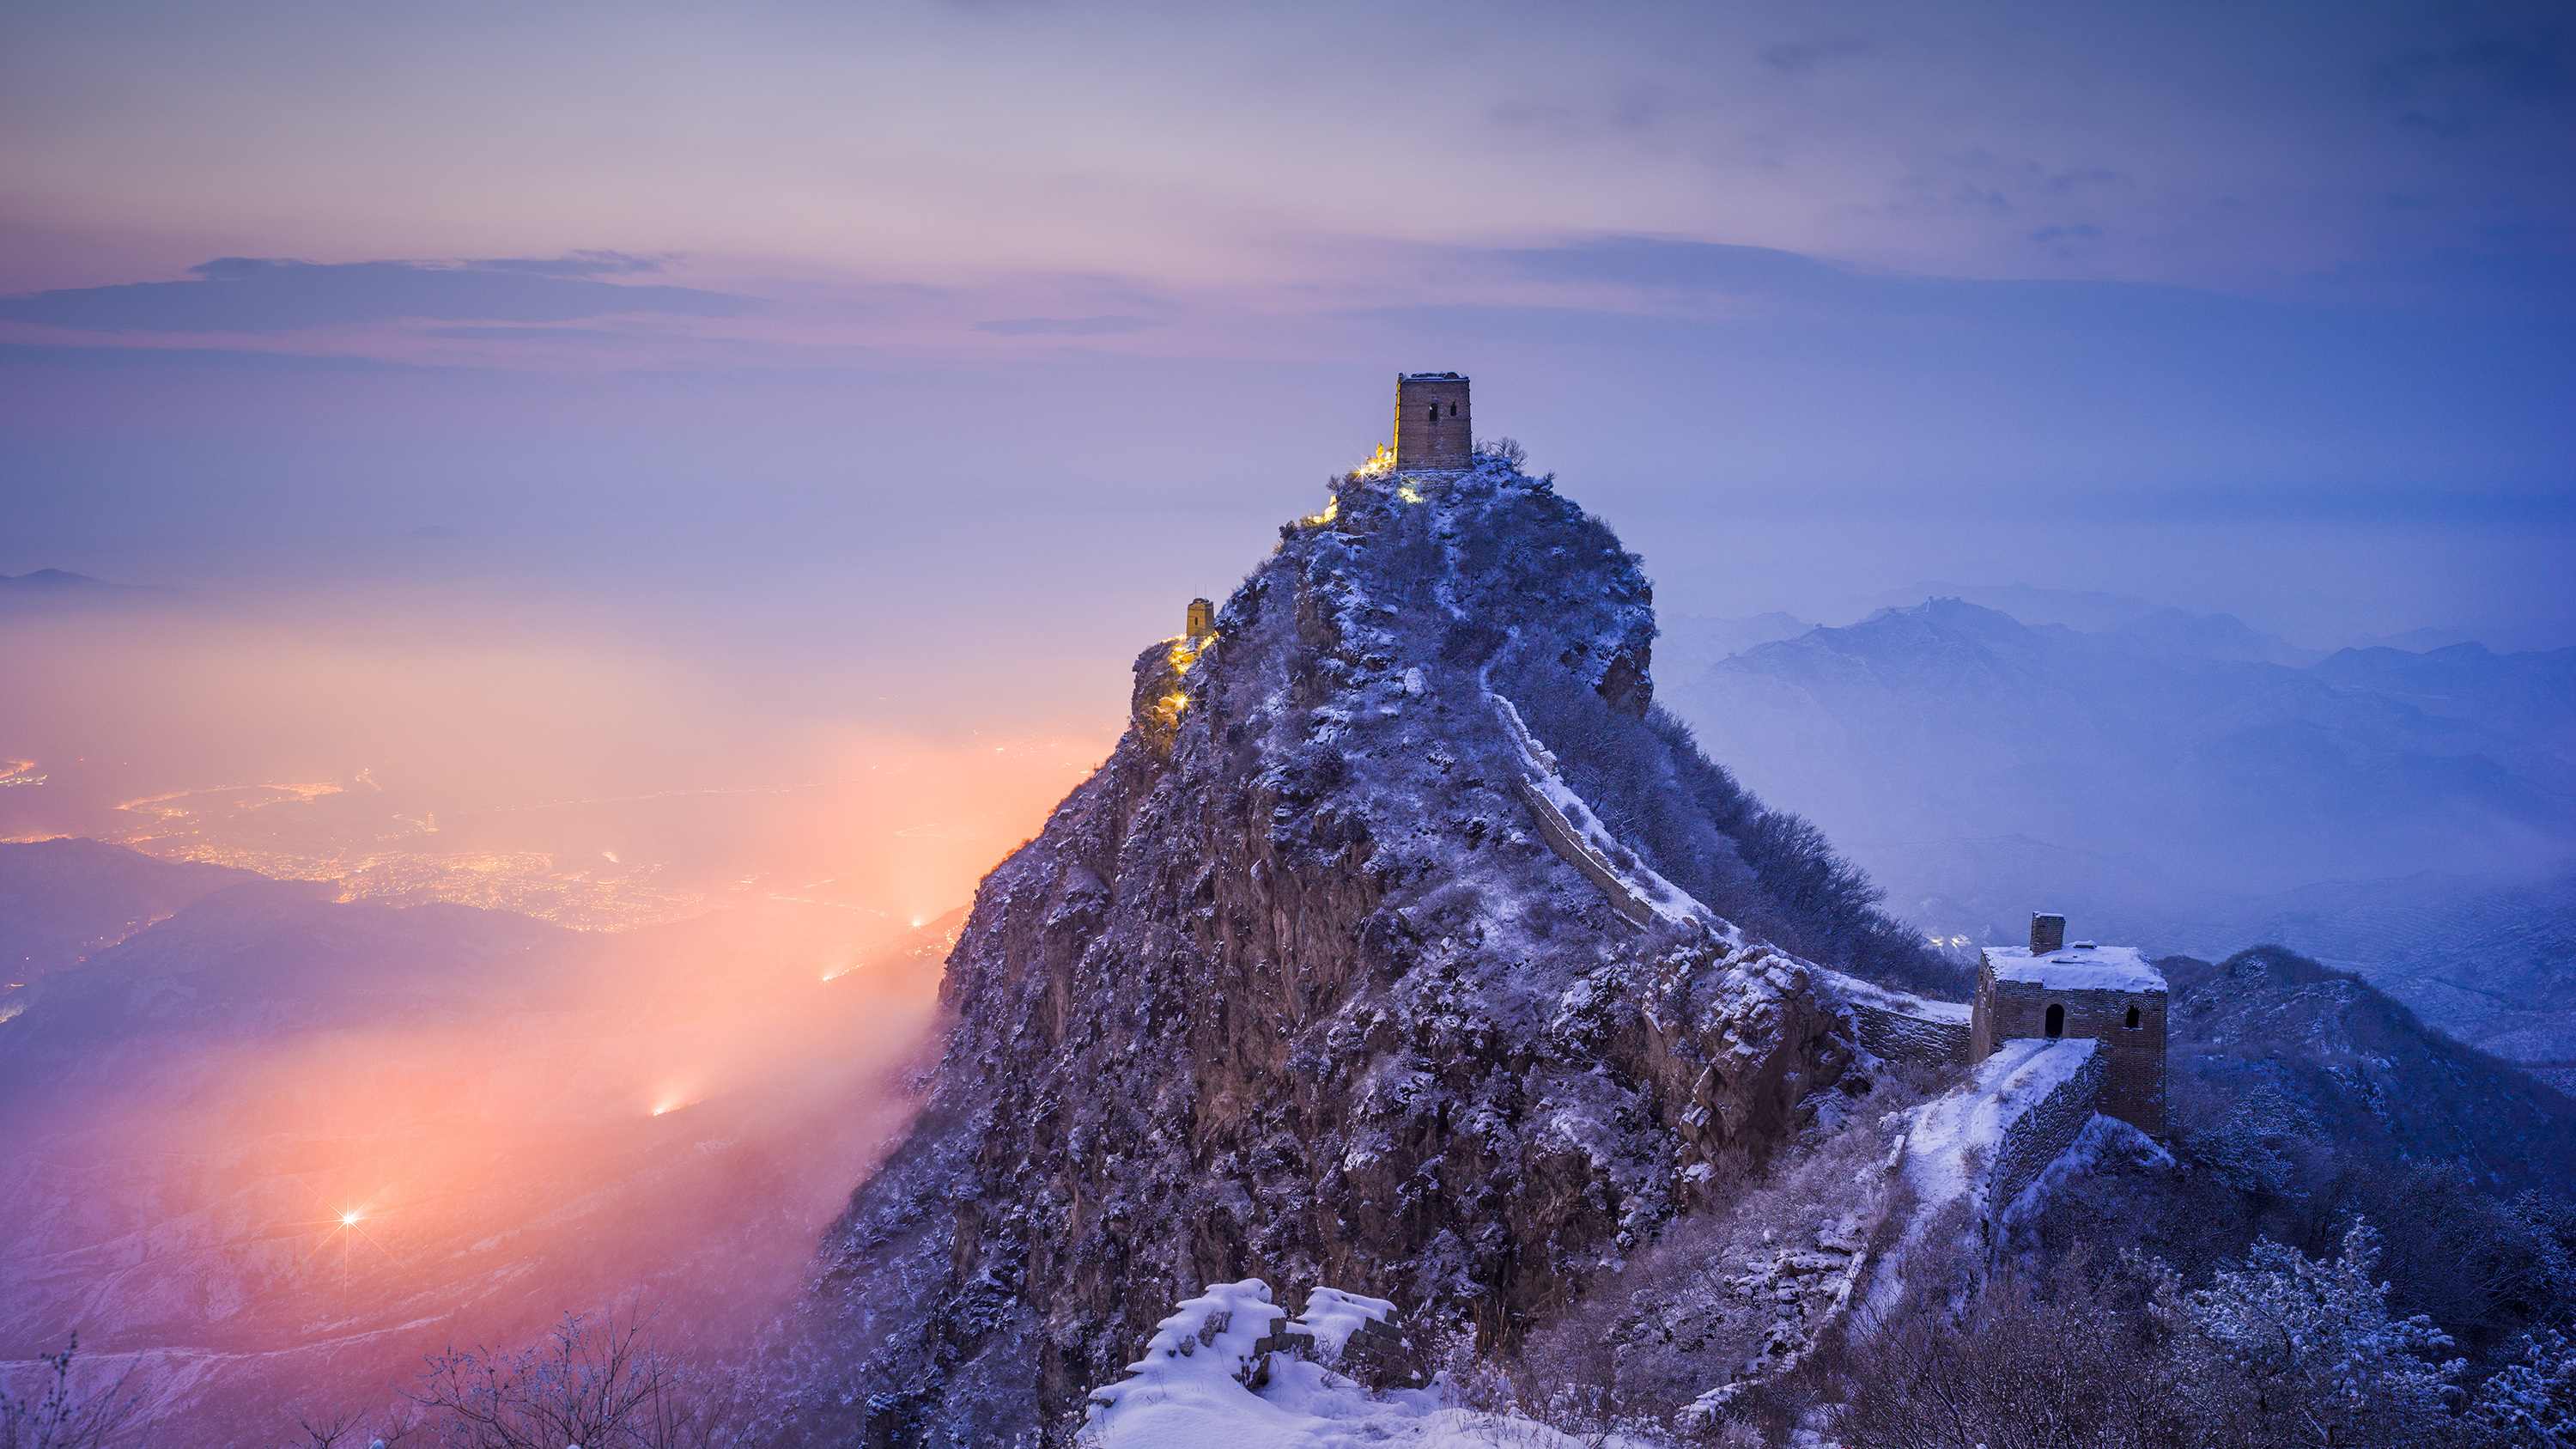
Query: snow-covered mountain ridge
786,460,1953,1446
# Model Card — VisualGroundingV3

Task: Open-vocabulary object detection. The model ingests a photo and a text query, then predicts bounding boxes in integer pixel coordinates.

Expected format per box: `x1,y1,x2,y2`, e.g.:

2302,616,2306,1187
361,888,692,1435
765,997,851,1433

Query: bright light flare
339,1210,363,1226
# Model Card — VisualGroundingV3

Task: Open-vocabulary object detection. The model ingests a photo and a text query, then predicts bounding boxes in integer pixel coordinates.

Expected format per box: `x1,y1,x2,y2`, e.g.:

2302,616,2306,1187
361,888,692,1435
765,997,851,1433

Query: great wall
1148,370,2169,1287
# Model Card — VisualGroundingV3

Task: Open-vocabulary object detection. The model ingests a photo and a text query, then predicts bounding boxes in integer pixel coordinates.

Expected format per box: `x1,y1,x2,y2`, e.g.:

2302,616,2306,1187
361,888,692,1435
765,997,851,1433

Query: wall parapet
1489,691,1976,1074
1984,1039,2106,1219
1899,1037,2104,1229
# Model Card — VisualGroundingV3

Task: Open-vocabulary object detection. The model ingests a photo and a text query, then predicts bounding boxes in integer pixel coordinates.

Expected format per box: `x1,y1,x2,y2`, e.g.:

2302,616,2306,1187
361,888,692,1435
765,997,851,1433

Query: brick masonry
1394,373,1471,470
1846,999,1971,1067
1985,1040,2107,1220
1971,957,2166,1135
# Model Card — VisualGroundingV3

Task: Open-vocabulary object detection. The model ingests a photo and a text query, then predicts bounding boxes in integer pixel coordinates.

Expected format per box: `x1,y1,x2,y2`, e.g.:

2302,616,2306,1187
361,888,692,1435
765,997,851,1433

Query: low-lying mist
0,581,1118,1436
1,883,955,1437
0,581,1117,932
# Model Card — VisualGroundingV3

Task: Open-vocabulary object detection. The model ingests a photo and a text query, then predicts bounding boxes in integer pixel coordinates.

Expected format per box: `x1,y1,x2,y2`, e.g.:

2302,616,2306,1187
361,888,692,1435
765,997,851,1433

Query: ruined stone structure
1979,1038,2108,1216
1393,373,1471,471
1972,916,2166,1134
1186,597,1216,642
1832,975,1971,1067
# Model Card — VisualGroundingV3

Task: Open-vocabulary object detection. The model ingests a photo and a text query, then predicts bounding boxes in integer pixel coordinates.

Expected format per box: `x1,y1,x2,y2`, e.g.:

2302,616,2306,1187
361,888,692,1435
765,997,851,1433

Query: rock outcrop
791,460,1941,1446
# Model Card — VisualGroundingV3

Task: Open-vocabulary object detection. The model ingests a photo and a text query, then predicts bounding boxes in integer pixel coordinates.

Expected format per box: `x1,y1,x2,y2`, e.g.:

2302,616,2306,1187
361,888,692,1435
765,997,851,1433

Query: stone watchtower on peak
1394,373,1471,471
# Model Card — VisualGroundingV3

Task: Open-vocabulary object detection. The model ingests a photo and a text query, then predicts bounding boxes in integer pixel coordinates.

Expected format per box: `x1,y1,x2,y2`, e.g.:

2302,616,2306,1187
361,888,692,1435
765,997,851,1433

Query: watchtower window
2126,1005,2142,1029
2044,1003,2065,1038
1426,405,1438,422
1448,403,1457,417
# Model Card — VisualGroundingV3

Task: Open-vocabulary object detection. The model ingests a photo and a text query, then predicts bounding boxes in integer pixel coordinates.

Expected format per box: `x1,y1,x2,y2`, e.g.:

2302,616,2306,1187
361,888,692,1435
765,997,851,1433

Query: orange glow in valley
0,586,1094,1435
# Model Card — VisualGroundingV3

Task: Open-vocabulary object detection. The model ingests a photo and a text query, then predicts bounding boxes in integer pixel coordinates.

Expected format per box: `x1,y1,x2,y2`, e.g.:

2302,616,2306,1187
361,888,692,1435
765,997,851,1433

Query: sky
2,0,2572,910
7,5,2568,1418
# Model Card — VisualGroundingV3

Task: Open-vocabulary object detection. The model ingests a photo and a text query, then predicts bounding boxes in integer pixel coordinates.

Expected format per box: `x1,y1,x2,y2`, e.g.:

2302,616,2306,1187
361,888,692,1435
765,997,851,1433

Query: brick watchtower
1394,373,1471,471
1971,914,2168,1135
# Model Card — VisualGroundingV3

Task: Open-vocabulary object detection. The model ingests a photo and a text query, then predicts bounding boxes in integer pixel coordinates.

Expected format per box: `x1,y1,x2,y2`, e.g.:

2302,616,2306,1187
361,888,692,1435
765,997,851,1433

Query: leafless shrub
1807,1251,2271,1449
279,1406,361,1448
0,1336,146,1449
276,1402,419,1449
406,1306,733,1449
1510,1066,1948,1440
1473,437,1528,467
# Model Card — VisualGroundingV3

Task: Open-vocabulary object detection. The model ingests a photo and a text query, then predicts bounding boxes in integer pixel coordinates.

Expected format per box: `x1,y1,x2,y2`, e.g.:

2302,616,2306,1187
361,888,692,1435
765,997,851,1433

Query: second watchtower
1394,373,1472,471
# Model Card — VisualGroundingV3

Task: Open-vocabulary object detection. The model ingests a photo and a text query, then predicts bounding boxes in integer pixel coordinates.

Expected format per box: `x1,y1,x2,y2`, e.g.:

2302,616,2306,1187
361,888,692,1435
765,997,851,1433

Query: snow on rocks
1082,1281,1595,1449
1084,1280,1288,1425
1286,1287,1396,1362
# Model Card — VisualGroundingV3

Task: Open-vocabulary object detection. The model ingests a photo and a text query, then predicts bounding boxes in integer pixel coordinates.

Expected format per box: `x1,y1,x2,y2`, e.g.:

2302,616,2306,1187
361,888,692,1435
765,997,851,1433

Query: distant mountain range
1662,597,2576,1076
0,569,167,612
1,569,140,592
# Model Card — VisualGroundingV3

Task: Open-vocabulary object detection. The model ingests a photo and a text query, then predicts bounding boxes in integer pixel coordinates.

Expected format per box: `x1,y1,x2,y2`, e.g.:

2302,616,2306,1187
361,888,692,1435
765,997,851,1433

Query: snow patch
1900,1038,2099,1209
1084,1280,1598,1449
1816,969,1971,1026
1286,1287,1397,1362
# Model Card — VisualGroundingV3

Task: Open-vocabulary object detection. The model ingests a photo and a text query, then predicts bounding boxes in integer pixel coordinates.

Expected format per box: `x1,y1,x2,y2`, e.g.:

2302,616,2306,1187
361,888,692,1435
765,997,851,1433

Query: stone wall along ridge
1489,691,1970,1068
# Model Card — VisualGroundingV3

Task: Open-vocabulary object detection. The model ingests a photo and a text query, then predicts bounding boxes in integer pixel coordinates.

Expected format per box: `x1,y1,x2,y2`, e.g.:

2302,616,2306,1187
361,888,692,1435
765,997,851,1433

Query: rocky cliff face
793,462,1929,1446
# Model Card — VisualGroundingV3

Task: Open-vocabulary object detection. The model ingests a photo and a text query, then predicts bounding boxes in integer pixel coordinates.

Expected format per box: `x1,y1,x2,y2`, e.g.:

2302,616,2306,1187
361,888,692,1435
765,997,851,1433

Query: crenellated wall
1488,691,1973,1071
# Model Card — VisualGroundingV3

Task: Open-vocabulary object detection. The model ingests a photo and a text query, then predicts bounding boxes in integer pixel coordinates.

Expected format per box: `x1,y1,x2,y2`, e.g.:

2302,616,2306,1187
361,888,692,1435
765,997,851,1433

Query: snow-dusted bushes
2189,1221,2464,1447
1792,1219,2478,1449
2465,1328,2575,1448
1810,1251,2231,1449
406,1308,733,1449
1505,1066,1946,1440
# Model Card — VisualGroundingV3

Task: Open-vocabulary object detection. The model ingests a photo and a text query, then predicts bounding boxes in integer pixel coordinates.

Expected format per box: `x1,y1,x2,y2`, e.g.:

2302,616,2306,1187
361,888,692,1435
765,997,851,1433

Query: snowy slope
793,459,1913,1446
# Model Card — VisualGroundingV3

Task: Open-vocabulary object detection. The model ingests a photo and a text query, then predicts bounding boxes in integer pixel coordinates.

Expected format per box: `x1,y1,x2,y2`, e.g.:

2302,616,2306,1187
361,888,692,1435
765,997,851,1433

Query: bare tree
279,1406,361,1448
0,1336,146,1449
407,1306,726,1449
1813,1253,2251,1449
276,1402,419,1449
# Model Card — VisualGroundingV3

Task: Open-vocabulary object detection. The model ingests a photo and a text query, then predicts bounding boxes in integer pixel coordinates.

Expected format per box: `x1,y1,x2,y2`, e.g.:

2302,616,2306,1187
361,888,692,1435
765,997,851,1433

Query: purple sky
3,0,2571,727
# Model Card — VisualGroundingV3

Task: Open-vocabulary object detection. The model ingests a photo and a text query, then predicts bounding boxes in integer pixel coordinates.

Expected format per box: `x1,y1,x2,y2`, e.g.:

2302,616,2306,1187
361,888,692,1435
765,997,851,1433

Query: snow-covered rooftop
1984,944,2165,995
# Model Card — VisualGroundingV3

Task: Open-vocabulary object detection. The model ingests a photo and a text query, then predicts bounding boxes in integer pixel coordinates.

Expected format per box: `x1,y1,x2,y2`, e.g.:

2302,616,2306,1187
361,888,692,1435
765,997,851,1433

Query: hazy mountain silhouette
0,837,262,985
1663,597,2576,1072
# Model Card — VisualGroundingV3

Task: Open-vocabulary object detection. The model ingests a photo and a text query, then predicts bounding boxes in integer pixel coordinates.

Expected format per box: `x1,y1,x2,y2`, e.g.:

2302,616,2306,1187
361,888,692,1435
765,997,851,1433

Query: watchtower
1971,914,2167,1135
1185,598,1215,642
1394,373,1471,471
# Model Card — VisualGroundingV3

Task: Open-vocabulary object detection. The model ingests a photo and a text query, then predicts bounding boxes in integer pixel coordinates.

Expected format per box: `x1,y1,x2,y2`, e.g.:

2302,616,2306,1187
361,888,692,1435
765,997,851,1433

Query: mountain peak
789,459,1943,1445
